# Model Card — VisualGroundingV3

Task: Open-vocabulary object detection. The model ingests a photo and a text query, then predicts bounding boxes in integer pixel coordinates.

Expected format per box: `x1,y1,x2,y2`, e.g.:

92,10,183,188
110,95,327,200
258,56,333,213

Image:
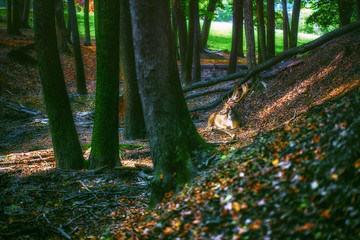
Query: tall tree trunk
7,0,12,33
33,0,84,170
282,0,289,51
192,0,201,82
55,0,69,53
357,0,360,20
120,0,146,140
256,0,268,63
228,0,241,74
84,0,91,46
89,0,121,170
338,0,354,26
183,0,196,85
201,0,217,49
68,0,87,95
237,0,244,57
267,0,275,58
130,0,210,207
20,0,30,28
11,0,21,34
173,0,187,81
67,16,72,44
289,0,301,48
244,0,256,69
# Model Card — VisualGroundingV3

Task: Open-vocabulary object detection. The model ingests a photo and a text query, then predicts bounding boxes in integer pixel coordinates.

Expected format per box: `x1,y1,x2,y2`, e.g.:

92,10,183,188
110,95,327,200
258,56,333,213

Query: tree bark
89,0,121,170
244,0,256,69
338,0,354,26
192,0,201,82
55,0,69,53
289,0,301,48
20,0,30,28
357,0,360,20
68,0,87,95
130,0,210,207
282,0,289,51
173,0,188,81
237,0,245,57
84,0,91,46
201,0,217,49
11,0,21,34
119,0,146,140
267,0,275,58
256,0,268,63
33,0,84,170
189,20,360,112
183,0,196,85
7,0,12,33
228,0,241,74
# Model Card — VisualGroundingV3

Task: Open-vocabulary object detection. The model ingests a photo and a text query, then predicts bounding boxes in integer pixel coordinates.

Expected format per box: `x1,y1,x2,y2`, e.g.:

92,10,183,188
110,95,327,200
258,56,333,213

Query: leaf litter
1,27,360,239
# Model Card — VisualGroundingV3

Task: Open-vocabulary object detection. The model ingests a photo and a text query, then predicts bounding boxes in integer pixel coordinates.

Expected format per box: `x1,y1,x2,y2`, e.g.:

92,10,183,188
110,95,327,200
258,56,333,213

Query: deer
207,84,249,130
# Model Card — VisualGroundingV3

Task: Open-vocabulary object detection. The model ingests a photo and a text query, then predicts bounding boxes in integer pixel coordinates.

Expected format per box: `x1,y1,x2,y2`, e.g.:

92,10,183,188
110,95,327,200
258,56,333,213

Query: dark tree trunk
89,0,121,170
84,0,91,46
119,0,146,140
130,0,210,207
55,0,69,53
244,0,256,69
33,0,84,170
173,0,187,81
237,0,244,57
267,0,275,58
201,0,217,49
338,0,354,26
256,0,268,63
20,0,30,28
357,0,360,20
183,0,197,85
7,0,12,33
192,0,201,82
282,0,289,51
67,16,72,44
228,0,241,74
11,0,21,34
68,0,87,95
289,0,301,48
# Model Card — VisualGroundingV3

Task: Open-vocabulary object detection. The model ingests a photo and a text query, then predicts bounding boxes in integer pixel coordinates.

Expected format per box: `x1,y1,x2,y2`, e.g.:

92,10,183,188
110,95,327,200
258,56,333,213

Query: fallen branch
185,86,233,100
189,21,360,112
0,156,55,166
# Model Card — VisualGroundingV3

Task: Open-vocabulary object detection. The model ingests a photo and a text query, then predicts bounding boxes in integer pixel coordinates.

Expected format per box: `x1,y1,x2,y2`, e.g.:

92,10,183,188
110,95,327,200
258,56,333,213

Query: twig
41,213,71,240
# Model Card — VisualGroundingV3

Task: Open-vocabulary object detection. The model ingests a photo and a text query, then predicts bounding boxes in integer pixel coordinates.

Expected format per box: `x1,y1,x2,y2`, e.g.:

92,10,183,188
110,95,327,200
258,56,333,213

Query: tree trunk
267,0,275,58
68,0,87,95
338,0,354,26
228,0,241,74
84,0,91,46
67,16,72,44
256,0,268,63
192,0,201,82
33,0,84,170
119,0,146,140
289,0,301,48
11,0,21,34
201,0,217,49
237,0,244,57
183,0,196,85
173,0,187,81
357,0,360,20
244,0,256,69
20,0,30,28
130,0,209,207
89,0,121,170
282,0,289,51
7,0,12,33
55,0,69,53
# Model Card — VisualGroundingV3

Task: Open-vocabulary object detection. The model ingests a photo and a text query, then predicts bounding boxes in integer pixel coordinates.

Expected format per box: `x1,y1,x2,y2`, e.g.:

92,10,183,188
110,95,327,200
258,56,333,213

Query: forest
0,0,360,239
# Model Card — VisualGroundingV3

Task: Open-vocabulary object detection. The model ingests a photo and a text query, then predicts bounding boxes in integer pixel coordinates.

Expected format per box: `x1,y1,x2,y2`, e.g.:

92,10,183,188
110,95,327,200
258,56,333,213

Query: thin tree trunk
289,0,301,48
357,0,360,20
244,0,256,69
7,0,12,33
228,0,241,74
33,0,84,170
11,0,21,34
183,0,196,85
89,0,121,170
193,0,201,82
130,0,210,207
119,0,146,140
338,0,354,26
55,0,69,53
173,0,187,81
237,0,244,57
256,0,268,63
201,0,217,49
20,0,30,28
84,0,91,46
282,0,289,51
68,0,87,95
267,0,275,58
67,16,72,44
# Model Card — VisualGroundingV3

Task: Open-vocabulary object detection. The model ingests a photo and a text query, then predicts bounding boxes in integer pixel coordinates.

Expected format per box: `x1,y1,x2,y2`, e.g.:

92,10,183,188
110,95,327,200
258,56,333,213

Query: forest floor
1,27,360,239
